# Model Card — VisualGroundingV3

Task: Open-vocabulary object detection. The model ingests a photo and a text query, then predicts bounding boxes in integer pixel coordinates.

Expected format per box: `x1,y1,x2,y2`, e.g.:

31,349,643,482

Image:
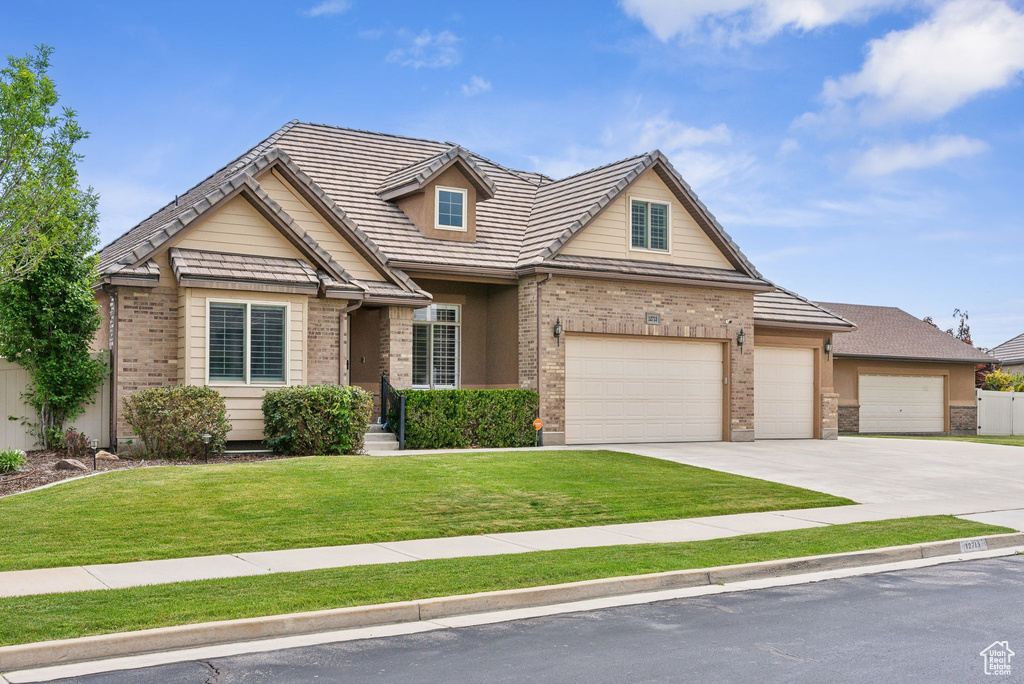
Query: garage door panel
859,374,944,432
754,347,815,440
565,336,723,444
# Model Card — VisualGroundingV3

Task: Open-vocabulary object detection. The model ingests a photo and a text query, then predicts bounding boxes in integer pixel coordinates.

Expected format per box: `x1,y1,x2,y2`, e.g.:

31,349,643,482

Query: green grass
0,450,852,572
853,434,1024,447
0,516,1007,648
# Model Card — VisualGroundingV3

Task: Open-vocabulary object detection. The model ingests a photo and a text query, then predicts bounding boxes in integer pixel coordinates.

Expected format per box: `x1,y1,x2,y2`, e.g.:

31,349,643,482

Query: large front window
208,301,287,384
412,304,460,389
630,198,670,252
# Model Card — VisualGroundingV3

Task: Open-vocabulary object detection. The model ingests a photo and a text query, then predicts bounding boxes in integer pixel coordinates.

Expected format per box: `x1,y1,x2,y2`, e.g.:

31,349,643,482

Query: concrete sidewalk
2,500,1021,600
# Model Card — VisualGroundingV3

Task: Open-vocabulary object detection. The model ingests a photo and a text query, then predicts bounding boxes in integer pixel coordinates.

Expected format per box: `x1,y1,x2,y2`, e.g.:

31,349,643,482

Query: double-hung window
630,198,670,252
412,304,460,389
208,301,287,384
435,186,467,231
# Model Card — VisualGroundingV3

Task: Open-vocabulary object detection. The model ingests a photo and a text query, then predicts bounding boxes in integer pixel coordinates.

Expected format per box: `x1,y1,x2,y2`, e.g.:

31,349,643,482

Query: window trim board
434,185,468,232
627,195,673,254
204,297,291,388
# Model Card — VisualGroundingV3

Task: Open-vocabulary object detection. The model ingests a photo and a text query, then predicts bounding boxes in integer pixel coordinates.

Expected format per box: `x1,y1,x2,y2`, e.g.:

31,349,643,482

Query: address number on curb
960,539,988,553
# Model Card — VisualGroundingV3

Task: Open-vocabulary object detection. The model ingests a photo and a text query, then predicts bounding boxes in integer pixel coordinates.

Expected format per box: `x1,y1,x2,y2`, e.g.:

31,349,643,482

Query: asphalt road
52,555,1024,683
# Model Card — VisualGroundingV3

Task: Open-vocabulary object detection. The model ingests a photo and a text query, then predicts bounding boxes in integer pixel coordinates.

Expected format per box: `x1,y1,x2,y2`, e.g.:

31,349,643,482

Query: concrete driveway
619,437,1024,510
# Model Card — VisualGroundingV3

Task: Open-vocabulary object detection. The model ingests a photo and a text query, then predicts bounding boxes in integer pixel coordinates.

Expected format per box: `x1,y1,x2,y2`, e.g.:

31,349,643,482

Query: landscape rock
95,450,118,461
55,459,89,471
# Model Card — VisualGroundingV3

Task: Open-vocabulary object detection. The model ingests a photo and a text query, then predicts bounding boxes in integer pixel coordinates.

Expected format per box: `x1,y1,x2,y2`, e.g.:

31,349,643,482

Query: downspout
339,301,363,385
535,274,552,417
107,286,119,451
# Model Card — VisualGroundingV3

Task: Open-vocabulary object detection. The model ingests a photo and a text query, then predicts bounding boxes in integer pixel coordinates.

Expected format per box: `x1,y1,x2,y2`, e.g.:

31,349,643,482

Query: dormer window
435,186,467,231
630,198,670,252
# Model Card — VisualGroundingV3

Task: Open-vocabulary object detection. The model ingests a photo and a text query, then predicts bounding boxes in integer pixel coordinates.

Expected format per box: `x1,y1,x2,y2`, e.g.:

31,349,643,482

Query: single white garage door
754,347,815,439
565,336,723,444
859,374,944,433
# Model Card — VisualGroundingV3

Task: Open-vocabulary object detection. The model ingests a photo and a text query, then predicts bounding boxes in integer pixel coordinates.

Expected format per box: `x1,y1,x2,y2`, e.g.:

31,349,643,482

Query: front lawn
0,450,852,571
852,434,1024,447
0,516,1006,648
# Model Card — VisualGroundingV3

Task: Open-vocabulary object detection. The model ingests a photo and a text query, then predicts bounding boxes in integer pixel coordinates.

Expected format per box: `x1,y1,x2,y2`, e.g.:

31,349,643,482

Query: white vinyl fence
0,357,111,450
976,389,1024,436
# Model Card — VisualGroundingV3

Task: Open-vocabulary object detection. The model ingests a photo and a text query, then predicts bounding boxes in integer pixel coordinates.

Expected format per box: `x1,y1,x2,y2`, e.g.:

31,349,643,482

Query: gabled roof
990,331,1024,365
169,248,321,291
816,302,997,364
547,254,770,289
755,289,856,330
376,145,497,201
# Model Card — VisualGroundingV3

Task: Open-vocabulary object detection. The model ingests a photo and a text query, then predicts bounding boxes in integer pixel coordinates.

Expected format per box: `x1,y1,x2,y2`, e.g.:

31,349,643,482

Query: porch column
379,306,413,388
821,391,839,440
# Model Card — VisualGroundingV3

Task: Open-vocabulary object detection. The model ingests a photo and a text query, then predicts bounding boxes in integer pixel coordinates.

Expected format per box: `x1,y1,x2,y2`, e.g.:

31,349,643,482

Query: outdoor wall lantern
736,329,746,352
824,339,833,357
553,318,563,346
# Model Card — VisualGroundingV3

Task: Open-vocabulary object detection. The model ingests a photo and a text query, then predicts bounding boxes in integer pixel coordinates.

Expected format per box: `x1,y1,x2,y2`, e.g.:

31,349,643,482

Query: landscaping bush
63,429,90,460
400,389,539,450
0,448,27,473
262,385,372,455
983,369,1024,392
122,386,231,459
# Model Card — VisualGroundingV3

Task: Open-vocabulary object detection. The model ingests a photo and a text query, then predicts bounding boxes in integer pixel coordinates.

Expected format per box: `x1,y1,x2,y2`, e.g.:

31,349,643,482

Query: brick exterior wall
950,404,977,434
838,405,860,433
821,392,839,440
307,298,347,385
113,287,179,440
379,307,413,388
518,277,539,392
524,275,755,442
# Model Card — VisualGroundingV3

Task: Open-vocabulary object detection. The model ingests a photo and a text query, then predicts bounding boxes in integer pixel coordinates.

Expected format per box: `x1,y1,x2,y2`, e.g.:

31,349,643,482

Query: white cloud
302,0,351,18
620,0,910,45
460,75,491,96
778,137,801,155
851,134,988,176
822,0,1024,122
386,30,460,69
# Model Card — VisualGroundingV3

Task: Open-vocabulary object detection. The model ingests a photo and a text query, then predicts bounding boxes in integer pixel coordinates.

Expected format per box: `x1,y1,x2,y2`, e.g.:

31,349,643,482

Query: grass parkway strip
0,516,1007,648
0,450,852,572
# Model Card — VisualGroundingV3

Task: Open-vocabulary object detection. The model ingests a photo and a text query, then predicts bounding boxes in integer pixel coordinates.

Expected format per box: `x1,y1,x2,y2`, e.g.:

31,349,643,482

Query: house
95,120,853,448
989,332,1024,374
814,302,996,435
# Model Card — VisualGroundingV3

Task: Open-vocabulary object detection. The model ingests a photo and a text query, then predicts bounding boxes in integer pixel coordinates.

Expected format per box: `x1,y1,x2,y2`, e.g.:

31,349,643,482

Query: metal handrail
380,374,405,450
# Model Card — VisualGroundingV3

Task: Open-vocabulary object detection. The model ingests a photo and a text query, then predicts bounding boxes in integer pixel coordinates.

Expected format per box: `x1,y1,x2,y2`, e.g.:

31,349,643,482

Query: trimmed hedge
122,385,231,459
400,389,539,449
262,385,372,455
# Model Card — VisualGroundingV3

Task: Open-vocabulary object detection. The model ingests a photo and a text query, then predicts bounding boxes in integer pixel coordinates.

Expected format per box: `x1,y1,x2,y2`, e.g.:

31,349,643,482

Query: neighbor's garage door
754,347,815,439
859,374,944,433
564,336,722,444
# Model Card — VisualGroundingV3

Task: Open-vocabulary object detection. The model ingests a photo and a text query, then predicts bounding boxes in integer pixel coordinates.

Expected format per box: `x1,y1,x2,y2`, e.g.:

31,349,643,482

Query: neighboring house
95,120,853,448
989,332,1024,375
815,302,996,435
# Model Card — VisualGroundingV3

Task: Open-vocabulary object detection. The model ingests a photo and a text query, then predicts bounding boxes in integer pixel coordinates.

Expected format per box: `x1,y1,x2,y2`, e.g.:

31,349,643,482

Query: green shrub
122,386,231,459
400,389,539,449
983,369,1024,392
262,385,372,455
0,448,27,473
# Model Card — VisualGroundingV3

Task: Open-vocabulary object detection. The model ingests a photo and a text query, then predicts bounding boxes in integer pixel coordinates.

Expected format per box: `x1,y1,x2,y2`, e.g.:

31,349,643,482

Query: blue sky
5,0,1022,348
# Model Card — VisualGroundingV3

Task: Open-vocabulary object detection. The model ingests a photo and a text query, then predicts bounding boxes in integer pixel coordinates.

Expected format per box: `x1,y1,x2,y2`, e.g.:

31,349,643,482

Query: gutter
832,353,998,365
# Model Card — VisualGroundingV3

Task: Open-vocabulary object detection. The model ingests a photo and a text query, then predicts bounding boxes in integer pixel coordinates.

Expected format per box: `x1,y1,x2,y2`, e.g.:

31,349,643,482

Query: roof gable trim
377,146,497,202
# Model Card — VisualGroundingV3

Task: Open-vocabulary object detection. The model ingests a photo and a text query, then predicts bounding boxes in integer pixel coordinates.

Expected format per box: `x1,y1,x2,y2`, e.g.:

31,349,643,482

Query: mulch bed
0,450,290,499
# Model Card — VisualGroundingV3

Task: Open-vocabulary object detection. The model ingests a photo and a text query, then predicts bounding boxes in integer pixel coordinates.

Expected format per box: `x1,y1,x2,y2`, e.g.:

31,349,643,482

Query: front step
364,428,399,452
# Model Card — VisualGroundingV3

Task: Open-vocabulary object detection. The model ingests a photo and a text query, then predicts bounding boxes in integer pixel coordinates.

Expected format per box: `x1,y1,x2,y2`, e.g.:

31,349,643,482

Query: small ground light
90,438,99,470
201,433,212,463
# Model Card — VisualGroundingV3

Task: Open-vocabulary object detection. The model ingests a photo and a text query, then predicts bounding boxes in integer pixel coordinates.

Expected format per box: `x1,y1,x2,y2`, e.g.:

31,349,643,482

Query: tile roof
97,121,761,283
816,302,997,363
990,332,1024,365
550,254,770,288
377,145,497,201
754,289,855,330
169,248,319,288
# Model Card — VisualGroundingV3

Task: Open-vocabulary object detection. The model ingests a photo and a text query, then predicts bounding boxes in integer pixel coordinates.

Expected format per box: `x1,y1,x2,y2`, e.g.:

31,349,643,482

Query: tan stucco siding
833,358,977,406
258,170,386,282
561,168,734,270
180,287,307,441
175,195,307,261
395,165,478,243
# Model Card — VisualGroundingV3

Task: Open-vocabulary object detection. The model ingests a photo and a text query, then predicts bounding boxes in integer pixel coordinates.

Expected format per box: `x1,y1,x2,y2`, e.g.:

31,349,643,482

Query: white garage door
565,336,723,444
754,347,815,439
859,374,944,433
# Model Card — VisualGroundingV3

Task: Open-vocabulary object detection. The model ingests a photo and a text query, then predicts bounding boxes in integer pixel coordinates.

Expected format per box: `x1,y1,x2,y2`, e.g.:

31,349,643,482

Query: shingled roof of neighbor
816,302,997,363
989,332,1024,365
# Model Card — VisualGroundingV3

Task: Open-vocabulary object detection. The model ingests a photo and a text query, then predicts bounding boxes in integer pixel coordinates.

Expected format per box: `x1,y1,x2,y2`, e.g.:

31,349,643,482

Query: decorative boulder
55,458,89,471
95,450,118,461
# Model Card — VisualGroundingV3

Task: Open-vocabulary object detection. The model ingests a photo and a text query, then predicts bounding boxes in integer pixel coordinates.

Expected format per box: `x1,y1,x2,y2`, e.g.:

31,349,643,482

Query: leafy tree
1,45,92,284
0,199,107,448
924,308,972,344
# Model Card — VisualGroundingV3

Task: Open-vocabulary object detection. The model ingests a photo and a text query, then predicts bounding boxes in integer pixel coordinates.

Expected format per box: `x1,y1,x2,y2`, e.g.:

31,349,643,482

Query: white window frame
412,303,462,389
205,298,291,387
434,186,468,232
628,196,672,254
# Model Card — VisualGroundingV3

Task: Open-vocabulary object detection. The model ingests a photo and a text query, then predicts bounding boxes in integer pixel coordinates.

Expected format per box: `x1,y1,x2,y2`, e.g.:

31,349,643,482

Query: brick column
379,306,413,389
517,276,538,392
821,392,839,440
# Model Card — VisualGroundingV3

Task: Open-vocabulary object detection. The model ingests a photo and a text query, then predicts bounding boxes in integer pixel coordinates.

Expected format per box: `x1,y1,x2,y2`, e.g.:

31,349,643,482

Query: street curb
2,532,1021,672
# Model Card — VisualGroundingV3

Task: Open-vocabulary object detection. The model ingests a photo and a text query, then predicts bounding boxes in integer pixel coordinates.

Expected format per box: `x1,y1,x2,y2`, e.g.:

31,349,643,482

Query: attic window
630,198,670,252
435,186,467,231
